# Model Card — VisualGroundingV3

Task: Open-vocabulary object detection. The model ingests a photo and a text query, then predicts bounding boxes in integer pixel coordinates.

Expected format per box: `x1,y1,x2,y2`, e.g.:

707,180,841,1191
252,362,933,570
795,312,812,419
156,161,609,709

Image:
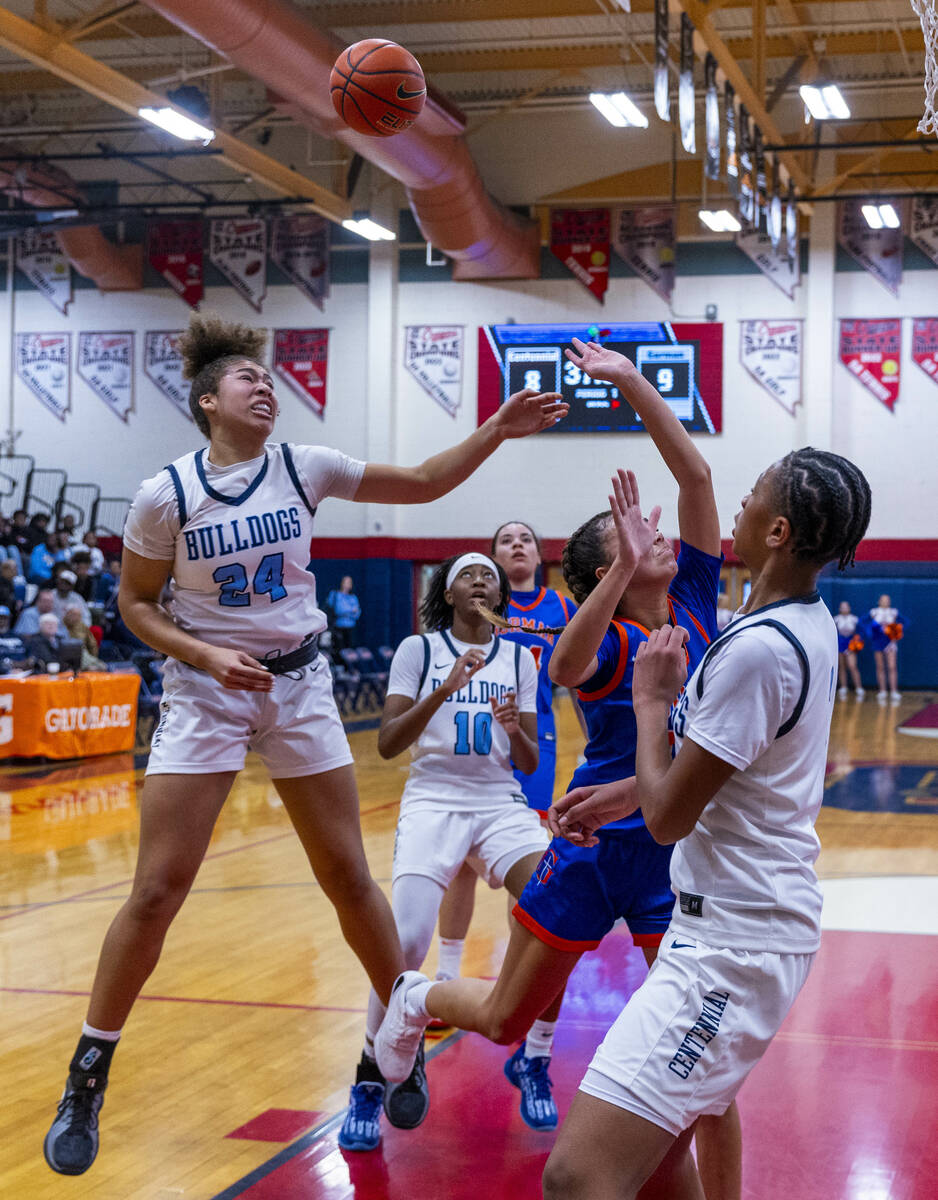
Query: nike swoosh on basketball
397,83,426,100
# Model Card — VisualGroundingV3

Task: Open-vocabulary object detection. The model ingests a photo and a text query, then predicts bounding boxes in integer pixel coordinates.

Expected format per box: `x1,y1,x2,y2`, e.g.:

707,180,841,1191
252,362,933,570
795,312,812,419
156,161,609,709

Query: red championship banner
837,200,903,297
839,319,901,411
272,329,329,417
0,672,139,760
550,208,610,303
147,219,204,309
912,318,938,386
209,217,267,311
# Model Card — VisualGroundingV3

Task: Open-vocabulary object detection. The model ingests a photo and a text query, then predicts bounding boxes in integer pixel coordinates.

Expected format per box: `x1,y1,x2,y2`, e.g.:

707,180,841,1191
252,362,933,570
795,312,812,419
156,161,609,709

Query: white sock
525,1019,557,1059
437,937,465,980
405,979,434,1020
81,1021,121,1042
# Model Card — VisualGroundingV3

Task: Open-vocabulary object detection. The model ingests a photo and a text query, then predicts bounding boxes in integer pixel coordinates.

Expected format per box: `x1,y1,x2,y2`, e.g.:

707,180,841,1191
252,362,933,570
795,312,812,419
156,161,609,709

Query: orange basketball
330,39,426,137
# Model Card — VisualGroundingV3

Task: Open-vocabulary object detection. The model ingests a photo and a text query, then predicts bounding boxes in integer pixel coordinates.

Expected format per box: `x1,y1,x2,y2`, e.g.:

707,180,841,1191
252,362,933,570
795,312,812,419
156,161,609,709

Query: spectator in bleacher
0,606,27,668
95,557,121,606
54,530,72,560
326,575,362,653
25,512,50,551
63,605,107,671
29,533,61,584
14,587,55,636
51,567,92,625
82,531,105,574
26,612,65,670
69,551,95,603
0,559,21,619
58,513,80,549
9,509,31,556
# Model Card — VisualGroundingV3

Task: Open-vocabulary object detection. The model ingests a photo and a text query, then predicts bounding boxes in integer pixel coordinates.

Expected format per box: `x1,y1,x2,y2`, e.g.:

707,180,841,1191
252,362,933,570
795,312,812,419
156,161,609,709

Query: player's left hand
494,388,568,438
565,337,637,384
547,777,639,846
490,689,521,734
633,625,689,708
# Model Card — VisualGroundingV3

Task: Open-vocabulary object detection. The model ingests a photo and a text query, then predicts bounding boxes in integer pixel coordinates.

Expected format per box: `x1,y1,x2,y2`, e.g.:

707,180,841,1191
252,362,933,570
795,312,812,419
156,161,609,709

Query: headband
445,553,498,591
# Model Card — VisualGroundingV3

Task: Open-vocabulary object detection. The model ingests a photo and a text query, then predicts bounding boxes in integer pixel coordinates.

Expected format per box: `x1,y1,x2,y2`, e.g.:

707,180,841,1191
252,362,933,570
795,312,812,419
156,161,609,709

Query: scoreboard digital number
478,322,723,434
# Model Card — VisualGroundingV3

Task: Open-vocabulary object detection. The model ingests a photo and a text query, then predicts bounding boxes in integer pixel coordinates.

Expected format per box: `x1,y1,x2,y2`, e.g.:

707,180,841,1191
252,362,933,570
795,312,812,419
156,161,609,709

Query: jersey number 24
213,553,286,607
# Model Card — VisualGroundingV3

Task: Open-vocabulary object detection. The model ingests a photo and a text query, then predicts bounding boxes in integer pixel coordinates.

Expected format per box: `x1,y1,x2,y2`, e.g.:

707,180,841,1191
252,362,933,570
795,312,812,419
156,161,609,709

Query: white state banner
77,332,134,422
16,332,71,422
209,218,267,312
143,330,192,422
909,196,938,268
739,319,802,415
16,229,72,314
403,325,464,416
735,226,801,299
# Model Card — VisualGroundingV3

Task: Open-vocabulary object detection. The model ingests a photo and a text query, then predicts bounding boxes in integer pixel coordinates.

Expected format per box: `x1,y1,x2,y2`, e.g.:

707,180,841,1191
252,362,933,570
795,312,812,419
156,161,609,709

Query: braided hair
419,555,511,632
179,314,268,437
561,511,613,605
770,448,871,570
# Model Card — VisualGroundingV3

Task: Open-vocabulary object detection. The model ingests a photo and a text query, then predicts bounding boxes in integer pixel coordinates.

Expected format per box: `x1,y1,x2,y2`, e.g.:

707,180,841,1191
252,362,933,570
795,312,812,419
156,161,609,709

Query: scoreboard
478,322,723,434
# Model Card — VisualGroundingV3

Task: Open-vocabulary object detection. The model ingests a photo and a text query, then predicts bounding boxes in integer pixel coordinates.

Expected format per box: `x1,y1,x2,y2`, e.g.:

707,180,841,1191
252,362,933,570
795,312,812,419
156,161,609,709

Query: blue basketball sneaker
504,1043,558,1131
338,1080,385,1152
43,1072,107,1175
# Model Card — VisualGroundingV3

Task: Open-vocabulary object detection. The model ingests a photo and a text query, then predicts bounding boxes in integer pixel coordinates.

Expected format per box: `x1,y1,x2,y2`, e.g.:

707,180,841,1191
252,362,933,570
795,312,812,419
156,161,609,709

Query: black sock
356,1052,384,1086
69,1035,117,1084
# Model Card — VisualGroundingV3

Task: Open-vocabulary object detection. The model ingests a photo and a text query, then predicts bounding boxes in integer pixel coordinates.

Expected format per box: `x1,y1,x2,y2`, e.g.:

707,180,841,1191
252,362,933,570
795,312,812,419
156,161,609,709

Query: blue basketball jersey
571,540,722,832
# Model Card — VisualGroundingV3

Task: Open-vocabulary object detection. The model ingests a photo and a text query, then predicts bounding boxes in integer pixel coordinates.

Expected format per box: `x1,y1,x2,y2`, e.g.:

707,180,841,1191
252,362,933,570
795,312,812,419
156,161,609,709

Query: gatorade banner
209,218,267,312
679,14,696,154
403,325,464,417
735,226,801,299
143,331,191,423
740,319,802,415
654,0,670,121
147,219,203,309
77,332,134,422
909,196,938,267
550,208,610,303
15,229,71,314
270,215,331,311
15,332,71,422
272,328,329,417
837,200,903,297
704,54,720,180
612,206,676,304
911,318,938,387
839,319,901,411
0,672,139,760
725,82,738,195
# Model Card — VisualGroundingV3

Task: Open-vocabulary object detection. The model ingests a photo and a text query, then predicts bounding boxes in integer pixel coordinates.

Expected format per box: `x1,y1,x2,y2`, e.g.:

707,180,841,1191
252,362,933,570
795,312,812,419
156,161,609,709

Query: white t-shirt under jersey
668,594,838,954
123,443,364,659
388,629,538,811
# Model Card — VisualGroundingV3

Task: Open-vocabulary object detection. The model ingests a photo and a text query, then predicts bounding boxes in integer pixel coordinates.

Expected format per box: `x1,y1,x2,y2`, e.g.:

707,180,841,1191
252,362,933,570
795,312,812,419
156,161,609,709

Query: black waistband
262,635,320,676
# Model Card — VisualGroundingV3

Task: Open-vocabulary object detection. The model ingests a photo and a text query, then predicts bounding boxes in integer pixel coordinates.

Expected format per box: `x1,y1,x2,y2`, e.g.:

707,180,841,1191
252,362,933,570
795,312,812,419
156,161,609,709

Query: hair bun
178,314,267,380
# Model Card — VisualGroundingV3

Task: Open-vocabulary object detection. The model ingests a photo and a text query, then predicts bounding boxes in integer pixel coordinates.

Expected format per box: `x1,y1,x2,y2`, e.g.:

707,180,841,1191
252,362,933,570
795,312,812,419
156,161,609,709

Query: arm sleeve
287,444,367,504
518,647,538,713
122,473,180,561
386,635,427,700
684,631,797,771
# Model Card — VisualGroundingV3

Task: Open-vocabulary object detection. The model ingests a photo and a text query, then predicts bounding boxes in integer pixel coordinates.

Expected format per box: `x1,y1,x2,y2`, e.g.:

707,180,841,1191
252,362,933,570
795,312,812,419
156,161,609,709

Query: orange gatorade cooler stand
0,671,141,759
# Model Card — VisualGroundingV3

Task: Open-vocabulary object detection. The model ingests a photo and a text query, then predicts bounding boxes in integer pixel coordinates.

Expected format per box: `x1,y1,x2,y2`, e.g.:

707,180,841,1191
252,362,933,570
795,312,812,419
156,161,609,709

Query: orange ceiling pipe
139,0,540,279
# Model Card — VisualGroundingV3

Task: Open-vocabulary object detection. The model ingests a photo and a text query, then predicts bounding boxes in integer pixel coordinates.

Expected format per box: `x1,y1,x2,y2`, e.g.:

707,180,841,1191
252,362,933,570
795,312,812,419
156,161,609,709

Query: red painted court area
215,928,938,1200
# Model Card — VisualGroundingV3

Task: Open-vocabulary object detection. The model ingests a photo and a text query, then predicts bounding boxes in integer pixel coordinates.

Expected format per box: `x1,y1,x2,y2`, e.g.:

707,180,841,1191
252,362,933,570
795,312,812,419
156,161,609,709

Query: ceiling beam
62,2,140,44
0,6,349,222
313,0,875,22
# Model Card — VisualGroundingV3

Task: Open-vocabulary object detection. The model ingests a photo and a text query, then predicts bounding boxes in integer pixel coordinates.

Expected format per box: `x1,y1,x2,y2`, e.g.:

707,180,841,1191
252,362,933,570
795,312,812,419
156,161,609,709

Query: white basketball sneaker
375,971,431,1083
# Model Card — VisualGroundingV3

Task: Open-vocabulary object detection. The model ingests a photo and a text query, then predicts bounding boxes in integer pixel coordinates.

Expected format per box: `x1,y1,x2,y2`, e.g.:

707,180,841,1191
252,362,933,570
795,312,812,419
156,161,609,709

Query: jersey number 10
453,710,493,756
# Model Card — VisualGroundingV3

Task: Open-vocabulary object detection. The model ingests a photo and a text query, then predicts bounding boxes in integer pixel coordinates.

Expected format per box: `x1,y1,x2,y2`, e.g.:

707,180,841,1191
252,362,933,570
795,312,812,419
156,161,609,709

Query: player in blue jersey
42,315,567,1178
374,339,741,1199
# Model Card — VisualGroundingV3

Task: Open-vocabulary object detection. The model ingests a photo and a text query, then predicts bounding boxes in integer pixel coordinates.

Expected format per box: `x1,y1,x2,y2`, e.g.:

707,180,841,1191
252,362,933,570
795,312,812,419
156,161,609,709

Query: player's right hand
442,648,487,696
200,646,274,691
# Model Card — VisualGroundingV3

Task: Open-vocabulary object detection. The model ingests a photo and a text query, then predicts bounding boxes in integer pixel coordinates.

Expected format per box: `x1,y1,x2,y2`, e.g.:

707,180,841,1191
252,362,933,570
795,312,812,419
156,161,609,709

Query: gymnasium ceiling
0,0,933,235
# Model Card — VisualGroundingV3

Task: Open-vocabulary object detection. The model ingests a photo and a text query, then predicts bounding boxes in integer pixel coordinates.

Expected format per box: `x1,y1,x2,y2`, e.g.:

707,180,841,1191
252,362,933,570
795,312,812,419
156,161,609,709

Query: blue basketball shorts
513,825,675,950
514,728,557,814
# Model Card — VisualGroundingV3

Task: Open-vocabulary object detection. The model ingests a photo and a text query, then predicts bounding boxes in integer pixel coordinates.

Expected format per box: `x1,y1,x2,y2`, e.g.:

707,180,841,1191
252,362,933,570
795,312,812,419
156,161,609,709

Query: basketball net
912,0,938,134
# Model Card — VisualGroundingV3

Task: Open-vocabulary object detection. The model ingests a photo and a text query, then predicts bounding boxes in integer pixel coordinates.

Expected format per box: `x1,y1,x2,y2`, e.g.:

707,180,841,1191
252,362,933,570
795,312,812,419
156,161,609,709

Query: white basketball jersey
122,442,365,658
669,594,838,954
387,629,538,810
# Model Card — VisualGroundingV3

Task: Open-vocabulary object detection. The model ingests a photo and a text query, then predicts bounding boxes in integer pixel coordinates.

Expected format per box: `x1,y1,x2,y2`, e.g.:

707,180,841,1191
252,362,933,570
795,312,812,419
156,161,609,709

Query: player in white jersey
537,448,872,1199
338,552,551,1151
43,315,567,1178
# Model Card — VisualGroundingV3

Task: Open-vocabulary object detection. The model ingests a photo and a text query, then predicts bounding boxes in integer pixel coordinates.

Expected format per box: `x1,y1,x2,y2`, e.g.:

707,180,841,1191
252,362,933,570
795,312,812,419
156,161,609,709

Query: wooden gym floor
2,691,938,1199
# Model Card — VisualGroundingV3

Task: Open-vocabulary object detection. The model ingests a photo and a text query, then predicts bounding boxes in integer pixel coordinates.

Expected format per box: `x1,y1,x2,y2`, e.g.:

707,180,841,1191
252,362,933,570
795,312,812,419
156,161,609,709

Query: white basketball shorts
580,934,815,1136
147,655,353,778
392,801,550,891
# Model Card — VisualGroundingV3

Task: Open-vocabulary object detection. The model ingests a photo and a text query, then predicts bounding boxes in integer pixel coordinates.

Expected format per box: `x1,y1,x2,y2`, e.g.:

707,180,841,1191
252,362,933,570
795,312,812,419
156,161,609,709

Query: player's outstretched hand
496,388,568,437
547,777,639,846
490,689,521,735
633,626,689,708
610,468,661,571
565,336,637,383
442,648,487,697
202,646,274,691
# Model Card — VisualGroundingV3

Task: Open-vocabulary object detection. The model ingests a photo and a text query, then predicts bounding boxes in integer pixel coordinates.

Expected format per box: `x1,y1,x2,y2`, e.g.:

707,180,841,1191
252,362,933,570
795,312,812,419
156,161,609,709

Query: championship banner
909,196,938,267
739,319,802,416
753,127,767,231
77,332,134,423
550,208,610,303
735,226,801,299
270,215,331,311
272,328,329,417
612,206,676,304
737,106,754,226
785,181,799,265
768,159,783,252
724,82,738,195
654,0,670,121
839,319,901,411
704,54,720,180
15,332,71,422
147,220,203,309
403,325,464,417
837,200,903,297
679,14,696,154
15,229,71,314
209,218,267,312
143,331,191,422
911,318,938,386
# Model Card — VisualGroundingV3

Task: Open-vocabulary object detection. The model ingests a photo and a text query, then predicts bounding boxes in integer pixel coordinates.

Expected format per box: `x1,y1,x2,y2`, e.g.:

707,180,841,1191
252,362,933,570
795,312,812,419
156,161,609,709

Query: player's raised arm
565,338,720,556
353,388,568,505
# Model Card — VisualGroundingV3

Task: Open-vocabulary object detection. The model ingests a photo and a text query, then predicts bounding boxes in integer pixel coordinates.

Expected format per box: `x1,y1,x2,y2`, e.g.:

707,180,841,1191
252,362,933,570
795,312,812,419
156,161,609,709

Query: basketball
330,39,426,137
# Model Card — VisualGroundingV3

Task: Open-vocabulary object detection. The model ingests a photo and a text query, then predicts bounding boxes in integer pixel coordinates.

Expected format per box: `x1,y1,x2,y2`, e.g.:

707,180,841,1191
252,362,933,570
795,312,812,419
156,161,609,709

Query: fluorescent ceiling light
862,203,900,230
342,217,396,242
798,84,850,120
861,204,884,229
878,203,900,228
138,105,215,144
699,209,742,233
589,92,648,128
